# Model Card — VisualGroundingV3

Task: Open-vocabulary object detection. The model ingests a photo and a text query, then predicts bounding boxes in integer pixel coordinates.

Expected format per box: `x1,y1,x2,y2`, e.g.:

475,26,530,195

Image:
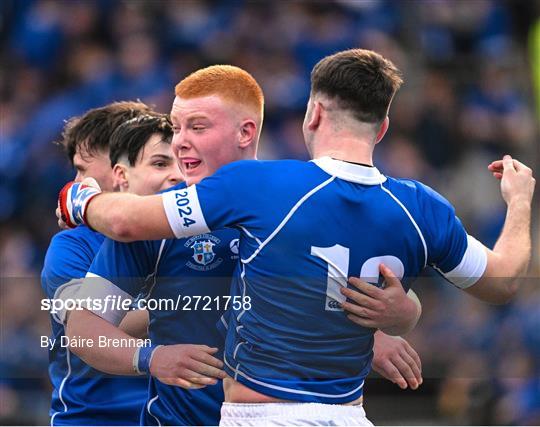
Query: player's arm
463,156,535,304
66,308,224,388
66,308,141,375
86,192,173,242
58,167,238,242
421,155,534,305
57,178,174,241
65,238,226,388
118,309,149,338
63,241,155,377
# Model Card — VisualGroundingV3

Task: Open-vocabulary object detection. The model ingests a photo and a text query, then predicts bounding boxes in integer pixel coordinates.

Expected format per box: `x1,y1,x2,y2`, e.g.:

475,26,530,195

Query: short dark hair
57,101,152,163
109,113,173,167
311,49,403,124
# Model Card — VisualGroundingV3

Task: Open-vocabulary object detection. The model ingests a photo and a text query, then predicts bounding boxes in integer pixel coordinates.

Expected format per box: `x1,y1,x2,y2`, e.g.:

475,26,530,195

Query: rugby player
55,49,535,424
42,101,157,425
66,66,423,426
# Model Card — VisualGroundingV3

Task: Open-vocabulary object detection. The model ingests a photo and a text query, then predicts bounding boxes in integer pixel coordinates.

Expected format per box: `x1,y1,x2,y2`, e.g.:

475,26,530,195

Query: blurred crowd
0,0,538,424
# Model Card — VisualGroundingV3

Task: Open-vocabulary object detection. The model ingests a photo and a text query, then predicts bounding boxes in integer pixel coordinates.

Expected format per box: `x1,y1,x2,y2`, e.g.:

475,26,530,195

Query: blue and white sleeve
77,239,158,325
162,162,248,238
420,184,487,289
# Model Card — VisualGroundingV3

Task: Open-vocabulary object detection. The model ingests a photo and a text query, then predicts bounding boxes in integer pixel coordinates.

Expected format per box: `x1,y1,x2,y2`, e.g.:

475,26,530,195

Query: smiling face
123,133,182,195
170,95,245,185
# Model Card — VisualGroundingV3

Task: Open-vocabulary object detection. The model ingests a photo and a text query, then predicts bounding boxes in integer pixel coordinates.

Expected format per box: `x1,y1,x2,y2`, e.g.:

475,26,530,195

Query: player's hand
488,155,535,206
341,264,419,336
371,330,422,390
149,344,226,389
57,178,101,229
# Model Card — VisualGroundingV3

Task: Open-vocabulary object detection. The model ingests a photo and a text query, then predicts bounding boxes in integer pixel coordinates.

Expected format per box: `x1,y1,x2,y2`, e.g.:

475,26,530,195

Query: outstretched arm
465,156,535,304
87,192,172,242
58,178,228,242
57,178,175,242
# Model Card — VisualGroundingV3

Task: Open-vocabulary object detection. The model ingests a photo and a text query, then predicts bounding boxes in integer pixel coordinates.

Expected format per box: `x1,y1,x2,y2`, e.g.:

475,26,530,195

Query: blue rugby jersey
80,183,239,426
41,225,147,426
161,157,487,403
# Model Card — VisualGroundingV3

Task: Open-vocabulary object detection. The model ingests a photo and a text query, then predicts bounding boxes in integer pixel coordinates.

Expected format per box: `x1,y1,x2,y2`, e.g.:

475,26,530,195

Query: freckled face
170,95,243,185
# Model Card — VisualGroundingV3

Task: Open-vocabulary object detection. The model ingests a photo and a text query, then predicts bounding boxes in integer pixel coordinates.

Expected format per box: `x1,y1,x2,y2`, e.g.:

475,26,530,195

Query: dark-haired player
42,102,181,425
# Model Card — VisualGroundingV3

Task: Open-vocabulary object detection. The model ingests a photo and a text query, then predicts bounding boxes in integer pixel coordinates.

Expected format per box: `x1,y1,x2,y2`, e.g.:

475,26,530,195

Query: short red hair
175,65,264,122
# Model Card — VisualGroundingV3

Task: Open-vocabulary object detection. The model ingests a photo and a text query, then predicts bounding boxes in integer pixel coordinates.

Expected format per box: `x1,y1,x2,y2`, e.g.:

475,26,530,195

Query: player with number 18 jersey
161,157,487,403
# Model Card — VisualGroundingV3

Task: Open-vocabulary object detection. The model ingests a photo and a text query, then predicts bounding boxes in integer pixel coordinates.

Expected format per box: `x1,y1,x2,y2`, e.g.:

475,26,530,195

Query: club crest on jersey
184,234,223,271
192,240,215,265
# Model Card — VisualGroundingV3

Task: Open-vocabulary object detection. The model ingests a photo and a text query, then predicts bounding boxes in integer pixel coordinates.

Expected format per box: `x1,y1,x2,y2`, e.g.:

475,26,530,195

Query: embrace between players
47,48,535,426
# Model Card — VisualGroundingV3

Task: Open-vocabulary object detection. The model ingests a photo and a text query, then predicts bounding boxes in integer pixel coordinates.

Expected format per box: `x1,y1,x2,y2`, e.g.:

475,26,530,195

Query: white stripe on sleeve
161,185,210,239
444,235,488,289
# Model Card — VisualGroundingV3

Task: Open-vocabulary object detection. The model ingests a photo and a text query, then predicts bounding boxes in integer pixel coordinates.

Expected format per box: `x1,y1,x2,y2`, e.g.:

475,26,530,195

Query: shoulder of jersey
385,176,422,189
46,226,104,263
384,176,450,209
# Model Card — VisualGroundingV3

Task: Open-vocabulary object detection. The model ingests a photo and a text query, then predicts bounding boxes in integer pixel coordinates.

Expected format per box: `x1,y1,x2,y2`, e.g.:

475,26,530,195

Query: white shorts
220,402,373,426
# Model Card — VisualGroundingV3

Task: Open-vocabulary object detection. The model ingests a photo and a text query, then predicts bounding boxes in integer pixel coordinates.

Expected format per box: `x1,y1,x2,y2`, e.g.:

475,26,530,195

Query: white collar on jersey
312,156,386,185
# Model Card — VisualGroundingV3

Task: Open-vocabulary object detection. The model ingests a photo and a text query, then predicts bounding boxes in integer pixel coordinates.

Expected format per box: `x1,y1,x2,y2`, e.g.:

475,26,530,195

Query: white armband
162,185,209,239
444,235,488,289
76,272,133,325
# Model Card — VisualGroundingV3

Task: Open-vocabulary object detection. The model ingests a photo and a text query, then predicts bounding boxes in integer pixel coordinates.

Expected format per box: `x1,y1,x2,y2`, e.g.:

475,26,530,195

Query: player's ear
112,163,129,192
306,101,322,131
375,116,389,144
238,119,257,149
